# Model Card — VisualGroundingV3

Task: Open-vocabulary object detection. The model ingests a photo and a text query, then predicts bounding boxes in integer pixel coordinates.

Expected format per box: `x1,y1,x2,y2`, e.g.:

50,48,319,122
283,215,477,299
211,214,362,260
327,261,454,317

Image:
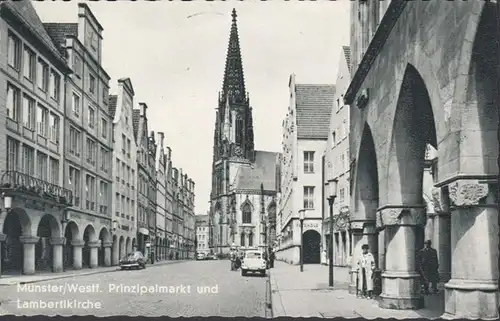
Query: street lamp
299,209,306,272
2,193,12,210
326,178,338,287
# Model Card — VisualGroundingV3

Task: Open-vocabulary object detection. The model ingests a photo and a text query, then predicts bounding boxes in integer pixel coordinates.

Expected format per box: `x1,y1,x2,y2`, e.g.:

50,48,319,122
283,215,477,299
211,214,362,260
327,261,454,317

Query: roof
108,95,118,118
43,23,78,55
132,109,140,141
233,150,279,191
342,45,351,76
1,1,69,72
295,84,335,139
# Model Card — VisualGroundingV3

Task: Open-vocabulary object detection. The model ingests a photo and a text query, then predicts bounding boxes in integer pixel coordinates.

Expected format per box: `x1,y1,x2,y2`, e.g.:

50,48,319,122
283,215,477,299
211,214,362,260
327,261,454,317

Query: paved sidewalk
0,259,186,286
270,261,444,319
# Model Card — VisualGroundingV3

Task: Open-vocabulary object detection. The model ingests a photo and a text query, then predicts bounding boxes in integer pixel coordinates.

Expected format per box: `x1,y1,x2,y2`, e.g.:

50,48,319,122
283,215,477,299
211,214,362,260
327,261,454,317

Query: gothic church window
235,117,243,144
240,233,245,247
248,232,253,247
242,204,251,224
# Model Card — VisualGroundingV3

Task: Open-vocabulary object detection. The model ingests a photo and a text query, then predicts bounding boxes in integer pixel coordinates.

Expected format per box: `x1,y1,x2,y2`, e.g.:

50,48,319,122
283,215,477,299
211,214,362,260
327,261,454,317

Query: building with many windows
108,77,137,265
195,214,209,255
132,103,156,260
44,3,113,271
165,146,174,257
321,46,352,268
155,132,167,261
276,74,334,265
0,0,73,276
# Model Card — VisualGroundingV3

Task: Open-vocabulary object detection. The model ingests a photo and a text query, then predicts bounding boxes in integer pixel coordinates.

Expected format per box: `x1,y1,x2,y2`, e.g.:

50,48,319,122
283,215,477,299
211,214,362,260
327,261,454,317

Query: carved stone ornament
431,187,448,213
349,221,364,230
448,180,489,207
376,212,383,228
378,207,426,227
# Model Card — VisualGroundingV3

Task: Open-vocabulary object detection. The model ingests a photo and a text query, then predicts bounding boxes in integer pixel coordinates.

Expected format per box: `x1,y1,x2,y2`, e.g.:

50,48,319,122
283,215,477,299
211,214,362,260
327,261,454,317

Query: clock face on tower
234,146,243,157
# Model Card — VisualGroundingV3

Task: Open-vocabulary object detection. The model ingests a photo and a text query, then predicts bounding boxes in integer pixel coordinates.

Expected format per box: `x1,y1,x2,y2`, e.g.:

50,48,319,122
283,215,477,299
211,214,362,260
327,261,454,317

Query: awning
138,227,149,235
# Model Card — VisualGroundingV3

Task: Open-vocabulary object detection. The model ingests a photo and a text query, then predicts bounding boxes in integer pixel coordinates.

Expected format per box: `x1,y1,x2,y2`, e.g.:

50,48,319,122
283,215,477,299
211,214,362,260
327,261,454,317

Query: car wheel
241,269,247,276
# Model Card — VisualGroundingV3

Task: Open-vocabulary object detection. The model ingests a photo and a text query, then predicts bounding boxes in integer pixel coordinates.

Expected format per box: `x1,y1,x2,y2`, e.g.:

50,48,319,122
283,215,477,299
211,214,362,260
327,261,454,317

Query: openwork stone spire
221,8,246,103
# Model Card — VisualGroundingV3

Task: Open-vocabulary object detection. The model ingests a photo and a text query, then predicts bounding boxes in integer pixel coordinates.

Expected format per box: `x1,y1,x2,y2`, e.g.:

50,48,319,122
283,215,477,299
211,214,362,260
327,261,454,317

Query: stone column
377,227,386,271
71,240,84,270
19,236,39,275
443,180,498,319
103,242,112,267
112,238,119,266
0,233,6,276
50,237,65,273
348,220,377,294
88,241,100,268
378,206,426,310
431,187,451,282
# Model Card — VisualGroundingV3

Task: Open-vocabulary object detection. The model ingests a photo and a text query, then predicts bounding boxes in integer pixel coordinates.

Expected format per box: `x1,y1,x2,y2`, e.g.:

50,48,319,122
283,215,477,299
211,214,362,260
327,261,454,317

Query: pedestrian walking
356,244,376,299
419,240,439,294
269,248,275,268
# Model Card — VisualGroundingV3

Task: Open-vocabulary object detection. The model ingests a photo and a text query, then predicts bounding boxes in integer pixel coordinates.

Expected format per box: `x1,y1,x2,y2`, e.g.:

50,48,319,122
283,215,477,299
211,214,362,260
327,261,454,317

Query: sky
32,0,351,215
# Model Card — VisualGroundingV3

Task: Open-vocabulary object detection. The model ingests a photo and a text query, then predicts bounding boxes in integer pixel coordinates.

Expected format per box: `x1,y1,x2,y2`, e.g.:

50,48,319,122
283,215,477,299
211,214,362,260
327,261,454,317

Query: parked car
120,251,146,270
196,253,206,260
241,250,266,276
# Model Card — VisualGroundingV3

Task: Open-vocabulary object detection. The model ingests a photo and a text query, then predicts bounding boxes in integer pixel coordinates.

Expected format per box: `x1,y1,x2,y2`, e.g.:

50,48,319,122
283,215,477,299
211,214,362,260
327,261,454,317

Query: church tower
210,9,255,253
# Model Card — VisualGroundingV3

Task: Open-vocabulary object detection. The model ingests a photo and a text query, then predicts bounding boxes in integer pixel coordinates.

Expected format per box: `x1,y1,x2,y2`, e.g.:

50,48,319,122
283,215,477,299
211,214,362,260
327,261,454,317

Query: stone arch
35,214,61,271
119,235,125,259
302,230,321,264
126,237,131,253
98,227,111,244
63,221,79,269
386,63,438,206
2,208,32,272
82,224,97,242
98,227,111,267
353,123,379,221
64,221,80,242
82,225,97,268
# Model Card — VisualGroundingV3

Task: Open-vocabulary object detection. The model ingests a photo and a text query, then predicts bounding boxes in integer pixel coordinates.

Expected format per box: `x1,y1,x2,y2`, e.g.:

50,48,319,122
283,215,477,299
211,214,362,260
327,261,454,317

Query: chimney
139,103,148,117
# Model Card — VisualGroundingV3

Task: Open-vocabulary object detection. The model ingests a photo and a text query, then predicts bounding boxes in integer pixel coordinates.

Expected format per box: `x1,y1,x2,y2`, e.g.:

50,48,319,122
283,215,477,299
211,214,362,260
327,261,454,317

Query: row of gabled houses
0,1,195,277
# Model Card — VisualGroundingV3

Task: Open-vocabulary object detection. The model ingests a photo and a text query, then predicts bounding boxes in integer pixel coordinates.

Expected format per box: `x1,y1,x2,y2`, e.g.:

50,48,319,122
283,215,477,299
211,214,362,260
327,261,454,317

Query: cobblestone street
0,260,268,317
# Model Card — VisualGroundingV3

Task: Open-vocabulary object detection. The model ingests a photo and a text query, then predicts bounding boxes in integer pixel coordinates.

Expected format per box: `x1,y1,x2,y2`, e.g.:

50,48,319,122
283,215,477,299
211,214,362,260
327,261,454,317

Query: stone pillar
431,187,451,282
19,236,39,275
377,227,386,271
348,220,377,294
0,233,6,276
88,241,100,268
71,240,84,270
378,206,426,310
112,238,119,266
103,242,112,267
50,237,65,273
443,180,498,319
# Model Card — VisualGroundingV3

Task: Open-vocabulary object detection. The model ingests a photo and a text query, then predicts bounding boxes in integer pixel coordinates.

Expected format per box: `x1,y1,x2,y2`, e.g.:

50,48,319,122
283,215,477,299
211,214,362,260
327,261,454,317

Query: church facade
209,9,280,255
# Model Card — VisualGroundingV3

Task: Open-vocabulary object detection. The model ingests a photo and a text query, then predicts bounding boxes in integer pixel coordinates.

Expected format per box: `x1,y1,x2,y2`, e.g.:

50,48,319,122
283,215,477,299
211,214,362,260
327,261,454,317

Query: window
36,59,49,91
73,54,82,77
69,126,81,156
240,233,245,247
100,181,108,206
37,152,48,181
303,186,314,209
332,131,336,146
121,195,125,214
36,104,48,137
69,166,81,205
90,31,98,52
23,46,35,80
242,204,251,224
8,32,20,69
339,188,345,203
88,106,95,128
22,145,35,176
101,118,107,138
102,86,109,104
6,137,19,171
100,147,108,172
248,232,253,247
340,154,345,172
7,83,20,121
86,138,96,164
122,134,126,152
49,69,60,101
49,113,60,143
85,175,96,210
48,157,59,185
89,74,96,94
72,93,80,116
303,151,314,173
116,158,120,181
115,193,120,214
235,118,243,145
127,139,131,155
22,94,35,130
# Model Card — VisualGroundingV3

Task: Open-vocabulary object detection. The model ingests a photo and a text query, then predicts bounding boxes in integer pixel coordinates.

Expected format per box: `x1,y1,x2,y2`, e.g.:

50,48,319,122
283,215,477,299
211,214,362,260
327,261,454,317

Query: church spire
221,8,246,104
